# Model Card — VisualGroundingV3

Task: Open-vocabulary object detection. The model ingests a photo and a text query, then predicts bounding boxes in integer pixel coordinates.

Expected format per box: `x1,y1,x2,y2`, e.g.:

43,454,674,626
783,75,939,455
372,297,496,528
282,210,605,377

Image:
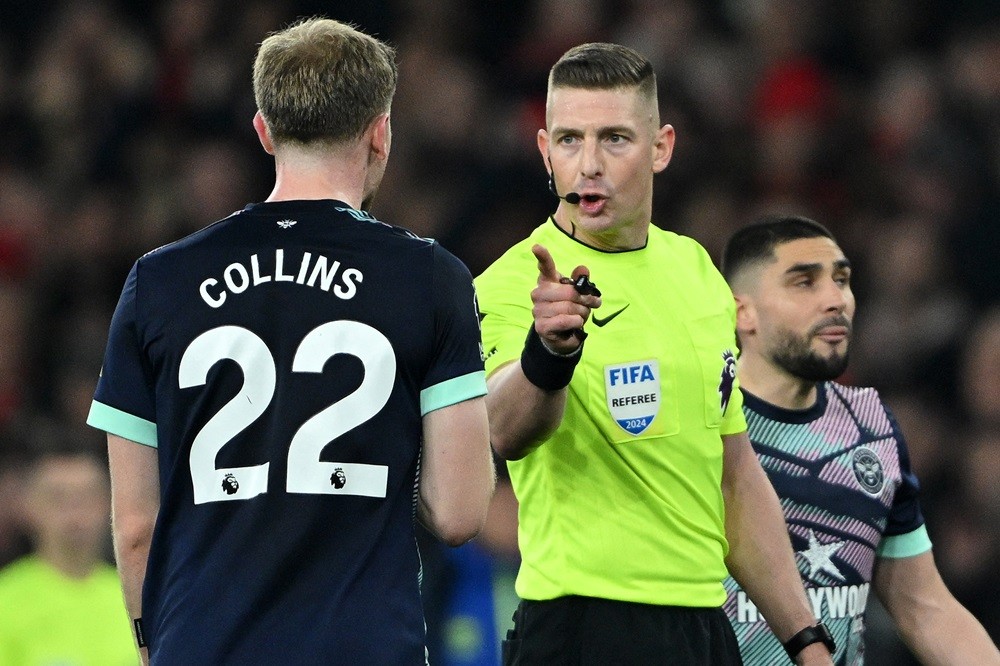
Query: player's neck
737,355,818,411
265,148,368,209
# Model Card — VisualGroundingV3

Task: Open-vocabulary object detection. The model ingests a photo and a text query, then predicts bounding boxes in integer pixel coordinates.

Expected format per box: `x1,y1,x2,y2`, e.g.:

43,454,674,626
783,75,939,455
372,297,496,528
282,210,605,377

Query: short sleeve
881,405,928,541
474,245,534,378
702,245,746,436
419,244,487,415
87,262,158,446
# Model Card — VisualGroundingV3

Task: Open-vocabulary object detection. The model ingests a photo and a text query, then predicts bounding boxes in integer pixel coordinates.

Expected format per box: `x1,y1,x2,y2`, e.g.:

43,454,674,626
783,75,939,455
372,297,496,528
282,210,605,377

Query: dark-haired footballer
721,214,999,665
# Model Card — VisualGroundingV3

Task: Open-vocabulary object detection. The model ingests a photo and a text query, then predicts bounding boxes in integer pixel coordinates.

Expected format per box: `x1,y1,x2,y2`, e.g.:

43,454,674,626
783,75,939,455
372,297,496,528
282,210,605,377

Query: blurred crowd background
0,0,997,664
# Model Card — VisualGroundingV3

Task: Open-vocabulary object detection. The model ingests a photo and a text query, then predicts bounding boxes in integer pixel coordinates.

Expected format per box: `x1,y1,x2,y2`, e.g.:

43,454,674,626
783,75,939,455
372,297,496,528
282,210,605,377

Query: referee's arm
486,358,568,461
487,244,600,461
722,430,833,665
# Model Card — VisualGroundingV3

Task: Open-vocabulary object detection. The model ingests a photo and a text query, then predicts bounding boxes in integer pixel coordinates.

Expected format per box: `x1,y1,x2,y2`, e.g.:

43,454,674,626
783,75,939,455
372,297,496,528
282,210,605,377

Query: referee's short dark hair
721,215,836,285
549,42,656,102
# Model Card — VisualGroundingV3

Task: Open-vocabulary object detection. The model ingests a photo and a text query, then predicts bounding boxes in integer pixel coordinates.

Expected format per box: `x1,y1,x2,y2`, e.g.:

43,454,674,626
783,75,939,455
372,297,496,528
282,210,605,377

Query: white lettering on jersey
199,249,364,308
334,268,363,299
734,584,870,624
736,592,762,623
306,255,342,291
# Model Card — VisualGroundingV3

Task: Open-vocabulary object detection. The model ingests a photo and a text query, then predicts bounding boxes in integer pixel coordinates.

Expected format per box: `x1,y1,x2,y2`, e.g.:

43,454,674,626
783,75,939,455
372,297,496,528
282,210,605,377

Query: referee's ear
253,111,276,156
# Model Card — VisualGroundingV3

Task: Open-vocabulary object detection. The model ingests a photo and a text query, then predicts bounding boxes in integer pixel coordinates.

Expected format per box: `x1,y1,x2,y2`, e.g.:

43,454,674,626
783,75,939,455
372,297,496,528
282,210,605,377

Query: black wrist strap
520,326,582,391
783,622,835,661
133,618,147,648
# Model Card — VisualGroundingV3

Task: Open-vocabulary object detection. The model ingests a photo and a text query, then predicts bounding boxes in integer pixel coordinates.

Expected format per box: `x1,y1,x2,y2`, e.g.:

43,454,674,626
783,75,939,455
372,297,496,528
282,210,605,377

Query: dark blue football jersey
88,200,487,665
723,383,930,665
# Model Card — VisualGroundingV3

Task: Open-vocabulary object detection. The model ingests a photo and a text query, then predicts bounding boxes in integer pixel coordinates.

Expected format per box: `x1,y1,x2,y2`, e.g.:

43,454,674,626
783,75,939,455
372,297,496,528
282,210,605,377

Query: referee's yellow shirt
476,219,747,607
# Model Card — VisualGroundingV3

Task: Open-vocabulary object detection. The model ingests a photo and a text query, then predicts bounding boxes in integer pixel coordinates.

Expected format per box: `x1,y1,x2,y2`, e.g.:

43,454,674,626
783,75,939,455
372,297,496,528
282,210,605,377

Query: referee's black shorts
501,595,743,665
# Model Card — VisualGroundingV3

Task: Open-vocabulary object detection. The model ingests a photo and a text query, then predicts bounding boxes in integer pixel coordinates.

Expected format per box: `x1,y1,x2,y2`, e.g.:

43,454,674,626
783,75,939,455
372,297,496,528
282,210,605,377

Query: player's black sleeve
93,261,158,426
423,243,485,391
882,403,927,537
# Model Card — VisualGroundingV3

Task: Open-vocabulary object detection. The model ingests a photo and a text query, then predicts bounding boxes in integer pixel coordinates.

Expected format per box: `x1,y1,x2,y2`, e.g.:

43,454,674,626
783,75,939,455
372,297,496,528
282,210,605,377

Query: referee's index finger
532,244,562,284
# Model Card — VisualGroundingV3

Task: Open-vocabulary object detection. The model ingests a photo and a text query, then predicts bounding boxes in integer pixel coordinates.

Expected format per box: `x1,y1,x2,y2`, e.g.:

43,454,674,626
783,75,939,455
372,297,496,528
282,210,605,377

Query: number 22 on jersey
179,321,394,505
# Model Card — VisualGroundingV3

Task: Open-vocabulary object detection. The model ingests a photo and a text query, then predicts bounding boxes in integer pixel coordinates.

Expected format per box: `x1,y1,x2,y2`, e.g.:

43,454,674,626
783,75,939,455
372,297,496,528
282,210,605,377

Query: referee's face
540,86,673,248
754,237,855,382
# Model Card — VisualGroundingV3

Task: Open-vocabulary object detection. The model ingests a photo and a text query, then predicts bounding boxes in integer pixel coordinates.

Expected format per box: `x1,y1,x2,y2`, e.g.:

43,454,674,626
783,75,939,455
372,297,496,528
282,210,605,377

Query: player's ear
253,111,275,156
734,294,757,337
368,113,391,162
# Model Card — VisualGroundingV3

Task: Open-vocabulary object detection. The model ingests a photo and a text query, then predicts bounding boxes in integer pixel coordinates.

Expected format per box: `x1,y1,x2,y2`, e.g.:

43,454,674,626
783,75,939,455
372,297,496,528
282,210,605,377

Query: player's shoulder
826,381,896,426
826,380,883,405
340,206,439,247
135,209,242,267
136,204,441,267
341,211,472,283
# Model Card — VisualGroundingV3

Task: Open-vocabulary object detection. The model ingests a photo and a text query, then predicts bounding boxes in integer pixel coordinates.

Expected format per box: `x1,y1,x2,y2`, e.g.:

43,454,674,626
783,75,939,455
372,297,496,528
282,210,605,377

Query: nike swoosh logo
592,304,629,327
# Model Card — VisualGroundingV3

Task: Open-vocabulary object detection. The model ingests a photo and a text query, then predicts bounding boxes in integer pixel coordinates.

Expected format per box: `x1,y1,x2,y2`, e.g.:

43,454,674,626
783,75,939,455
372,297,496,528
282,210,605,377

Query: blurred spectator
0,431,30,569
0,439,136,665
0,284,29,428
959,307,1000,424
923,306,1000,642
850,215,972,403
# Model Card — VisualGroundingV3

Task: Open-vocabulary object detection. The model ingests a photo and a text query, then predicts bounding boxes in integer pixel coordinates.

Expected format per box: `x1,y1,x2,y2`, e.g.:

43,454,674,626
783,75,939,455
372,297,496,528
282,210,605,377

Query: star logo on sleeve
797,529,846,583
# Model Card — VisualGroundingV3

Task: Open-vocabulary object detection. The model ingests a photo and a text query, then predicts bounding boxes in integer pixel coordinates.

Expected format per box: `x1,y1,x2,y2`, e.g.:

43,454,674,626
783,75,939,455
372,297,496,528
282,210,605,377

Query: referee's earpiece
546,155,581,205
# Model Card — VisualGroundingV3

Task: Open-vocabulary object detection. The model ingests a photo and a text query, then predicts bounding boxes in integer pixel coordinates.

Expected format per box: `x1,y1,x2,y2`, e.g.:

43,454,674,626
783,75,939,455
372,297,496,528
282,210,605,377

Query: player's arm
874,550,1000,664
419,396,495,546
722,430,833,665
487,244,600,460
107,433,159,666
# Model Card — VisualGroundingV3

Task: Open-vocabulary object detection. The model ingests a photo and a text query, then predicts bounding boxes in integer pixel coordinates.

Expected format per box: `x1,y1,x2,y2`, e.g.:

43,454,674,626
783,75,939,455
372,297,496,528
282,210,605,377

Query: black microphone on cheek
547,173,582,205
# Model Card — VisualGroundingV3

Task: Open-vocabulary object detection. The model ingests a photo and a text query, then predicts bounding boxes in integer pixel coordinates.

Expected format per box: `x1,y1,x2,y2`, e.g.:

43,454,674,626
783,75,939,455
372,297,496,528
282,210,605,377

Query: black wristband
520,326,582,391
133,618,147,648
783,622,835,661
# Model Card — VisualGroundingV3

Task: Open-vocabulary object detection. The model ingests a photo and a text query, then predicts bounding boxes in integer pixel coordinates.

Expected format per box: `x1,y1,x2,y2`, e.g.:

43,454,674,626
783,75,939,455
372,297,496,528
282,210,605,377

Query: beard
770,320,851,382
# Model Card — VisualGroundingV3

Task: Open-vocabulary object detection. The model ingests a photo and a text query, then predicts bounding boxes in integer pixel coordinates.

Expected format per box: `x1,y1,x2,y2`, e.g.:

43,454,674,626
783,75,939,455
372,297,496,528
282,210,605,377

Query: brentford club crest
851,446,885,496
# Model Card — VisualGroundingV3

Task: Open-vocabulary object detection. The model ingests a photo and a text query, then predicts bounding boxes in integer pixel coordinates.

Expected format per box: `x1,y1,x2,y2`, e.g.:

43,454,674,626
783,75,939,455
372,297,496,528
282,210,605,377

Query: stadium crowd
0,1,997,663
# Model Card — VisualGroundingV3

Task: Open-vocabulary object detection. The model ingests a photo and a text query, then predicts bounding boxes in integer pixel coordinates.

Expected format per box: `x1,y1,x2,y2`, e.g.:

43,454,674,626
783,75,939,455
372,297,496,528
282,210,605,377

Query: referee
476,43,832,665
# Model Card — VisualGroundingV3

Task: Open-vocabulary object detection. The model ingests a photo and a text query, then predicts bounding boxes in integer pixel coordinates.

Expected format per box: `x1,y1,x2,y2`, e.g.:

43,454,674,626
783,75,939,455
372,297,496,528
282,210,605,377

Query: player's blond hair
253,17,397,147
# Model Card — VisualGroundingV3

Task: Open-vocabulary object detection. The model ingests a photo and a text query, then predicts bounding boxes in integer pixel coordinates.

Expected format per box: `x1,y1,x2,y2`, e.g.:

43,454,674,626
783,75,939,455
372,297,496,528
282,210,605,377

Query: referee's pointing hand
530,243,602,355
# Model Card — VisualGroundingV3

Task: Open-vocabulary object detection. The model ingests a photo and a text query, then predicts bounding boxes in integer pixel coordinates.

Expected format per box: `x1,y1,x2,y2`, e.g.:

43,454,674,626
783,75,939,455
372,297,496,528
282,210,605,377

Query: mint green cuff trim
86,401,158,448
421,371,487,416
877,524,932,558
